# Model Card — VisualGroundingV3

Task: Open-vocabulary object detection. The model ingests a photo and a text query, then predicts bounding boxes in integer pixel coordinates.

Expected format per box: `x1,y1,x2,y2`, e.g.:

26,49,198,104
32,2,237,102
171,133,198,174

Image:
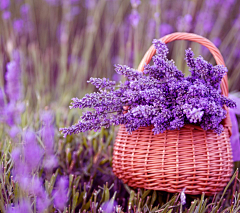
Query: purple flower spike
53,177,69,210
129,9,140,28
20,4,30,18
177,14,192,32
0,0,10,10
5,50,22,102
13,19,24,34
43,154,58,170
2,10,11,19
0,89,4,122
61,38,236,137
150,0,158,6
28,178,50,213
160,23,173,37
130,0,141,8
9,125,21,139
24,130,44,172
7,199,32,213
101,200,117,213
41,111,55,154
37,193,51,213
85,0,96,9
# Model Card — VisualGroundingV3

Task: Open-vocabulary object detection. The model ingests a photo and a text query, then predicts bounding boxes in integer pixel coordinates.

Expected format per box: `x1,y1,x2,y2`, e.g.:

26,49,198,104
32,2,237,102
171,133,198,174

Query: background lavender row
0,0,240,107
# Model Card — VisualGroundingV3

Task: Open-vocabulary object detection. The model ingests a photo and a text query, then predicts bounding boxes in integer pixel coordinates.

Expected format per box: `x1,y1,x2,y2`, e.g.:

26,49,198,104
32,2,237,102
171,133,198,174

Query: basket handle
137,32,232,135
137,32,228,97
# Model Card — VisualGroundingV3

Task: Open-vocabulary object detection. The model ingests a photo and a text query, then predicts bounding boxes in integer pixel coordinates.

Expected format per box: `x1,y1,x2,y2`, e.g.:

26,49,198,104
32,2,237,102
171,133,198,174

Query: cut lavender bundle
60,39,236,137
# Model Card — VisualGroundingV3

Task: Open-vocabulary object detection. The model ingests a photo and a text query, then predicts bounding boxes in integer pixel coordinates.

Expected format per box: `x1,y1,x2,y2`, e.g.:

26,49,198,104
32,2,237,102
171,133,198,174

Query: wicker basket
112,32,233,196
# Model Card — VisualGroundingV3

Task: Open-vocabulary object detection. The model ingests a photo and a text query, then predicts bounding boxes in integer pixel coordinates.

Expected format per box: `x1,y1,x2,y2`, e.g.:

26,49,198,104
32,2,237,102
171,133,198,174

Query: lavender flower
5,50,22,102
177,14,192,32
2,10,11,19
85,0,96,9
4,102,20,126
0,89,4,122
9,125,21,139
7,199,31,213
40,111,57,171
61,39,236,137
150,0,158,6
130,0,141,8
53,177,68,210
20,4,30,18
41,111,55,154
23,130,44,172
87,77,116,91
43,155,58,170
0,0,10,10
37,192,51,213
160,23,173,37
13,19,24,34
101,200,117,213
129,9,140,28
65,6,80,21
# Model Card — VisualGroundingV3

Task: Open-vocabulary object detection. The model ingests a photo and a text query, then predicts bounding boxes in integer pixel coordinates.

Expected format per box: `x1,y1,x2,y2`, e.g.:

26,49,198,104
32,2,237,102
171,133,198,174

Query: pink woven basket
112,32,233,196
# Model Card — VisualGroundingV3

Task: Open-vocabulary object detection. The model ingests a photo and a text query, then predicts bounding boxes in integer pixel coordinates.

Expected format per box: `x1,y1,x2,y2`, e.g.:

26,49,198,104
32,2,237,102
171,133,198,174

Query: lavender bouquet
61,39,236,137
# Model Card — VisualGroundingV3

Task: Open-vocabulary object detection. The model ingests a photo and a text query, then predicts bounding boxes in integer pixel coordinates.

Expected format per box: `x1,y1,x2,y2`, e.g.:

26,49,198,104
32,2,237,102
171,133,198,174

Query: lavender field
1,0,240,212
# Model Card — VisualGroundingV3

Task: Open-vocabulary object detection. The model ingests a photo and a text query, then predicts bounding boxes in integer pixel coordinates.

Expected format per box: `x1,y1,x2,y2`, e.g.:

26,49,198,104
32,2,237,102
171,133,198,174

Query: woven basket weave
112,32,233,196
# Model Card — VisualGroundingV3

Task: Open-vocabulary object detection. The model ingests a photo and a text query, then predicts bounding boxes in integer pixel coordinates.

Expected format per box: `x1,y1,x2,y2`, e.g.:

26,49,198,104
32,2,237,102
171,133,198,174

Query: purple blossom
11,147,31,188
130,0,141,8
13,19,24,34
112,73,121,82
85,0,96,9
184,107,204,123
0,0,10,10
147,19,156,39
9,125,21,139
23,130,44,172
177,14,192,32
152,39,169,57
61,39,236,137
20,4,30,18
4,102,21,126
65,6,80,21
2,10,11,19
7,199,32,213
37,192,51,213
0,89,4,122
53,177,68,210
212,37,221,47
87,77,116,91
27,178,51,213
129,9,140,28
101,200,117,213
196,11,214,33
150,0,158,6
43,154,58,170
5,51,22,102
41,111,55,154
160,23,173,37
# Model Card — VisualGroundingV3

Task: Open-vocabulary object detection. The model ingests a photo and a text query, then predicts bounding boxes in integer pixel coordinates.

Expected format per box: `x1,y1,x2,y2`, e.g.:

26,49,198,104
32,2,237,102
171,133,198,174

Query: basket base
112,125,233,196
